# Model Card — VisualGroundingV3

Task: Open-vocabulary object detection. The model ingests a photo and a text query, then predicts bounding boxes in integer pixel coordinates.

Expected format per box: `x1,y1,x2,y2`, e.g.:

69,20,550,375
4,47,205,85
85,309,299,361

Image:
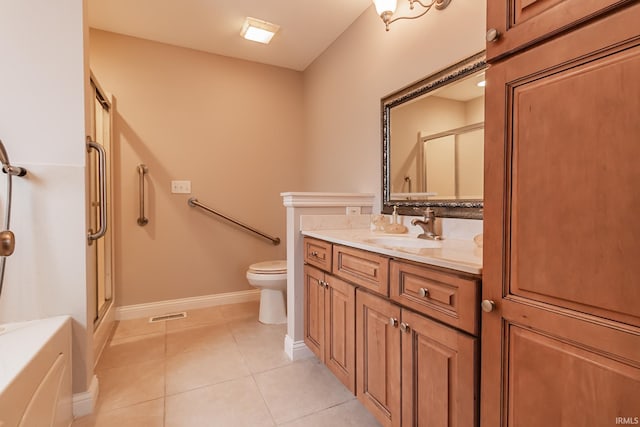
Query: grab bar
188,197,280,245
137,164,149,226
87,140,107,244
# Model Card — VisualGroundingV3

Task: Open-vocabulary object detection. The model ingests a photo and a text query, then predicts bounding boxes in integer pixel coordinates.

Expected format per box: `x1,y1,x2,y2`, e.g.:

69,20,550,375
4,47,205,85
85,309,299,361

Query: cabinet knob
486,28,501,43
323,280,329,289
389,317,399,327
400,322,411,333
481,300,496,313
310,251,318,257
418,287,429,298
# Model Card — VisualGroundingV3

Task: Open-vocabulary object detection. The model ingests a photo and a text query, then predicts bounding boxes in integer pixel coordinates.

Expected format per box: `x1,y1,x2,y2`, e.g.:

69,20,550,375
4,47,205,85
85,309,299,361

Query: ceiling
88,0,373,71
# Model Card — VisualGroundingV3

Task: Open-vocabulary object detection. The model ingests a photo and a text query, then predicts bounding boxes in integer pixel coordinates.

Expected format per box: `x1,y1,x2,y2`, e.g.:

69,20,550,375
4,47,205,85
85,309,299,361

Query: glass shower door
88,77,113,325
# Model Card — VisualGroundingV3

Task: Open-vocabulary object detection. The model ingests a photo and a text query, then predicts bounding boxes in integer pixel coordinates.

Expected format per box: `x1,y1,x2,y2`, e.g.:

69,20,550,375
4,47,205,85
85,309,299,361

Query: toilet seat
248,260,287,274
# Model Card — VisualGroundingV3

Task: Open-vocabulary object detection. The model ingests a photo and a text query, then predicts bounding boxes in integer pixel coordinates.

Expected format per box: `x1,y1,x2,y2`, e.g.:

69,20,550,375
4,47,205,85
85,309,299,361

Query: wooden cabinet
356,289,401,427
303,263,325,360
304,237,332,271
303,237,481,426
401,309,478,427
303,264,356,392
333,244,389,296
482,3,640,426
486,0,635,61
390,260,480,335
357,289,478,427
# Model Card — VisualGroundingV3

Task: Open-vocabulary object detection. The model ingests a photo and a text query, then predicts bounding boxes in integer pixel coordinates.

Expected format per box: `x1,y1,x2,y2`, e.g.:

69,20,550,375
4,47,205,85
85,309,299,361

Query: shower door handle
87,140,107,245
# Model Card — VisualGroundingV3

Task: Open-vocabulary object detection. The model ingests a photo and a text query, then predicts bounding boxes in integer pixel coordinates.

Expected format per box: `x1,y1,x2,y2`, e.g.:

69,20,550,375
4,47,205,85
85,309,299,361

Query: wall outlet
171,180,191,194
346,206,361,215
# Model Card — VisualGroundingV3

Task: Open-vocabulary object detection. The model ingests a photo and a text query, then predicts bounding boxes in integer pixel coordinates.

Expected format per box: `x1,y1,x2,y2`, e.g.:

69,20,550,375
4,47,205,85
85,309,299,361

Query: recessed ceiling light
240,17,280,44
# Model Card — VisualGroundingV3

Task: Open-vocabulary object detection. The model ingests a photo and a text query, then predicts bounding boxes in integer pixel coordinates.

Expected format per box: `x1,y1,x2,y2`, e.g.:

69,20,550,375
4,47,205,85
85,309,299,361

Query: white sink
363,236,443,249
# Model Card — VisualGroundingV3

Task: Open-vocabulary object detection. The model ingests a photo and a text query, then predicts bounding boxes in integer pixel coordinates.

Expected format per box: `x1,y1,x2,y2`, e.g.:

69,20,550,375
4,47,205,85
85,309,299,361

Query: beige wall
391,96,466,193
303,2,487,209
89,30,304,306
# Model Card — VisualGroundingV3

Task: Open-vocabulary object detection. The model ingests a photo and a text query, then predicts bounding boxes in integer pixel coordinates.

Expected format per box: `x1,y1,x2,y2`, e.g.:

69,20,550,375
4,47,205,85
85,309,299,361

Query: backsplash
300,214,482,241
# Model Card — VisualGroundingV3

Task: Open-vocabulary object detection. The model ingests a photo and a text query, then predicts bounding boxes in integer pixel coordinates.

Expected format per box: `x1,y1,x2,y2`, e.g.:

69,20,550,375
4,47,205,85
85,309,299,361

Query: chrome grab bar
188,197,280,245
137,164,149,226
87,140,107,244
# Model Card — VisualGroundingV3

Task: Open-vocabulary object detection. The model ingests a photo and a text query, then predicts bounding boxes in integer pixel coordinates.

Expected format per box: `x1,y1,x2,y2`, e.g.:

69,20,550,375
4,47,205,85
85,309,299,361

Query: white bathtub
0,316,73,427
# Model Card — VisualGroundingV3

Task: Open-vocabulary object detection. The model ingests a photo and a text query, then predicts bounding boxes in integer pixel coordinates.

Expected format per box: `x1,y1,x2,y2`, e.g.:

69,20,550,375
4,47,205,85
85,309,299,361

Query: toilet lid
249,260,287,274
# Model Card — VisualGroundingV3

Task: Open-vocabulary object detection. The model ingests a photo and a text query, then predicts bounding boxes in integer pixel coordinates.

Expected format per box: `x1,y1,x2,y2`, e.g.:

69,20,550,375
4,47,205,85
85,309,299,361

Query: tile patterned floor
72,301,381,427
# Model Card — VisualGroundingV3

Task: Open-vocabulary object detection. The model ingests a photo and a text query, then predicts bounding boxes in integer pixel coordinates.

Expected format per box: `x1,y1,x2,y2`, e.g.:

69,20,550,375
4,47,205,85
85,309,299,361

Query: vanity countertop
301,229,482,275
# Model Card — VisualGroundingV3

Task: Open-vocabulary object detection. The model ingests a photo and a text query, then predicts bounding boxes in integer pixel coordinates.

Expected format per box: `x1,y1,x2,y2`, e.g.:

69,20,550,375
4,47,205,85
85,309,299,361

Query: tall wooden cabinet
482,3,640,426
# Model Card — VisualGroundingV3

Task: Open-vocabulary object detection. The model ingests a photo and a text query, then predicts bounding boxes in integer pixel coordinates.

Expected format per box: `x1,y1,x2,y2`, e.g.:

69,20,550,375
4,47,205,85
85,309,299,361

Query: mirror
382,52,486,219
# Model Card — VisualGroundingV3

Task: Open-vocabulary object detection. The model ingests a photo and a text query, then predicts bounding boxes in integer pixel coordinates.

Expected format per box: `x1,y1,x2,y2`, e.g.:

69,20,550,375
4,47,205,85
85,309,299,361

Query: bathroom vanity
301,230,481,427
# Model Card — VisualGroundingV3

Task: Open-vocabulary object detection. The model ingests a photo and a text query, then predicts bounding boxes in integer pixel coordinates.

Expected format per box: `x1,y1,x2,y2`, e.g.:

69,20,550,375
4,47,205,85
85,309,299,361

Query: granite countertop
301,229,482,275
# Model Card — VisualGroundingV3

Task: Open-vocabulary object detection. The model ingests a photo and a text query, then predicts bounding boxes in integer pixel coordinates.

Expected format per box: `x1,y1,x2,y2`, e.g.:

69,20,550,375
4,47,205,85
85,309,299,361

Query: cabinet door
356,289,401,427
486,0,635,61
304,265,325,361
324,275,356,393
401,309,477,427
483,5,640,426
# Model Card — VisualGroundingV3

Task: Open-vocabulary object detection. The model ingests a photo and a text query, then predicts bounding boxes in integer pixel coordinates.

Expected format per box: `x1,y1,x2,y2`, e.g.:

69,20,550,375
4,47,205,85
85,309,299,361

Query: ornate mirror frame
381,51,487,219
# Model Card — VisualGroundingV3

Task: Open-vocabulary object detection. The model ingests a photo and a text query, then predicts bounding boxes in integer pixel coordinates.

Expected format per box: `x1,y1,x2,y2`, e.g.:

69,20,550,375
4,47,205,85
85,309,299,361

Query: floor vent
149,312,187,323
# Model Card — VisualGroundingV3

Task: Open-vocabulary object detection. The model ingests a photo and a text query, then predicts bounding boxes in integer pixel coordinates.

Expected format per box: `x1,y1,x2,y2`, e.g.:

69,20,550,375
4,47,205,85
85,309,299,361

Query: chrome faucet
411,208,442,240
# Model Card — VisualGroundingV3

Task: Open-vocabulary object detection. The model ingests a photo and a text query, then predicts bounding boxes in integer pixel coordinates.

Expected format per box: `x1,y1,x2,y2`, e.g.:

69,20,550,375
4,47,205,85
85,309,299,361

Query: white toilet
246,260,287,324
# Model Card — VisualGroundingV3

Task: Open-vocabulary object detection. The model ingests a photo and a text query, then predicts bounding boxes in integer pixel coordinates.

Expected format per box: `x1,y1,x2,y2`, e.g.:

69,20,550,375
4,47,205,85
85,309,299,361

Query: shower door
88,76,114,325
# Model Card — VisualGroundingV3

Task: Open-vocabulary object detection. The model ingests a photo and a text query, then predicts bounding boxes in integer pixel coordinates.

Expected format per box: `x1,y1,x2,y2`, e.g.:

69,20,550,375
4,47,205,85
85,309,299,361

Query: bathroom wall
89,30,304,306
0,0,94,394
391,94,485,195
303,1,487,209
390,96,466,193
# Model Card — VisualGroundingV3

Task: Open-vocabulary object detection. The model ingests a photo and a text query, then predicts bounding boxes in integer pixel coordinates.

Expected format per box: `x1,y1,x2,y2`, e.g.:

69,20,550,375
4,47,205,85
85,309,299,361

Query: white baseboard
115,289,261,321
73,375,98,418
284,334,314,361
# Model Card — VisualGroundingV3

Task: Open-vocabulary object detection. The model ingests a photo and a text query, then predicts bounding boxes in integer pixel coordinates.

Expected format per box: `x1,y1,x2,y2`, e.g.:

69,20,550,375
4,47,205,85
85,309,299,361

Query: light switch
171,180,191,194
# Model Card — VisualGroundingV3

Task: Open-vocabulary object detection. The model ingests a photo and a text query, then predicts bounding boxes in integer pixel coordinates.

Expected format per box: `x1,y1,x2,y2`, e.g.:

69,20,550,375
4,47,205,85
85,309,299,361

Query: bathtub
0,316,73,427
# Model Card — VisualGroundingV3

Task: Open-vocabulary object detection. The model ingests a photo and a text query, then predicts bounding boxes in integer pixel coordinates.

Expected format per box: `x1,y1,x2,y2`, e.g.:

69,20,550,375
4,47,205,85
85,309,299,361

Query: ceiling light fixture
240,17,280,44
373,0,452,31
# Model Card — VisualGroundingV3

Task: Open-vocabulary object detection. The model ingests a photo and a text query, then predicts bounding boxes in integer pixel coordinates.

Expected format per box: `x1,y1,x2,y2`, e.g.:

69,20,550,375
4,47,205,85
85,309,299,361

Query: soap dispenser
383,205,408,234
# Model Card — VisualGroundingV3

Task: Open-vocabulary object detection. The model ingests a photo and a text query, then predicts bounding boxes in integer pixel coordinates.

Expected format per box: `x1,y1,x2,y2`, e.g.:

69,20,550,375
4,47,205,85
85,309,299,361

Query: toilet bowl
246,260,287,324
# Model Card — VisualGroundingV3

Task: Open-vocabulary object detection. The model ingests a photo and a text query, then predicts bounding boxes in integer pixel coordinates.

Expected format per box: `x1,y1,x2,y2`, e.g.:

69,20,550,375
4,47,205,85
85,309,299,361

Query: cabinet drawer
303,237,332,271
333,245,389,296
390,260,480,335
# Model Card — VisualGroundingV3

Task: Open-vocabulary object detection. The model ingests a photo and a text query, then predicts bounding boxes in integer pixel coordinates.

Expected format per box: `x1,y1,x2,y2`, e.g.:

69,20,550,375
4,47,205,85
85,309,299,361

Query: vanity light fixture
240,17,280,44
373,0,452,31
